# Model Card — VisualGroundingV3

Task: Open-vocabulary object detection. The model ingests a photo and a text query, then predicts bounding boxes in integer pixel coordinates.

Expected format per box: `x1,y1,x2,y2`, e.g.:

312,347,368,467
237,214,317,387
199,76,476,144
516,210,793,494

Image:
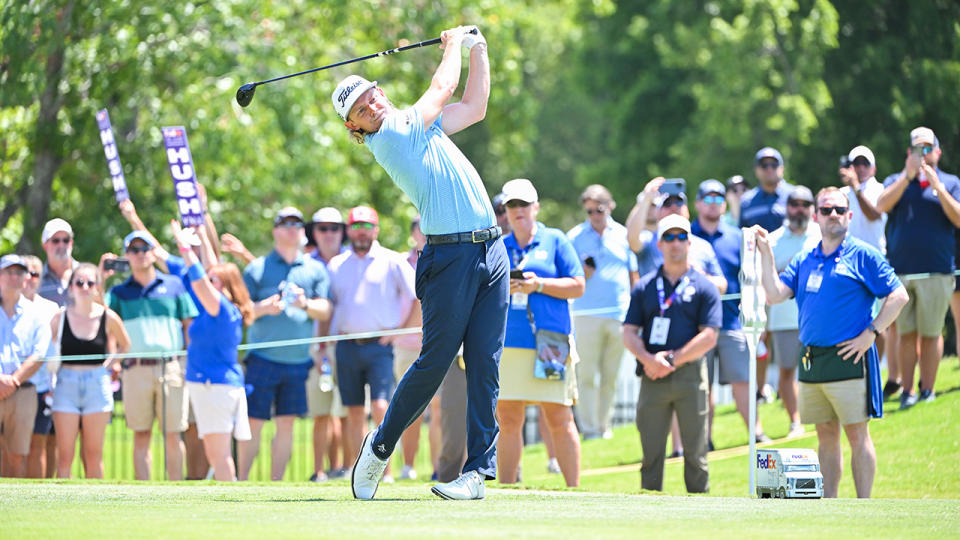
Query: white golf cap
312,207,343,224
41,218,73,244
501,178,538,204
332,75,378,121
657,214,691,240
848,145,876,166
910,127,937,147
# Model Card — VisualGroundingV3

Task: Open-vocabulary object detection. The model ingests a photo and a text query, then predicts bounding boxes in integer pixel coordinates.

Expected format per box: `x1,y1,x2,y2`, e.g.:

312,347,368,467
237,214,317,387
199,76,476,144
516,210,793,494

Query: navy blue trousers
372,238,508,480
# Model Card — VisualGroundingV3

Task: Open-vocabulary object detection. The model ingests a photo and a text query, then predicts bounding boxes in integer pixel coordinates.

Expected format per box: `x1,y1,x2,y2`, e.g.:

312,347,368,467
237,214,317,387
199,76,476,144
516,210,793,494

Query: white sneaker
400,465,418,480
546,458,561,474
788,422,806,438
351,429,388,500
431,470,485,500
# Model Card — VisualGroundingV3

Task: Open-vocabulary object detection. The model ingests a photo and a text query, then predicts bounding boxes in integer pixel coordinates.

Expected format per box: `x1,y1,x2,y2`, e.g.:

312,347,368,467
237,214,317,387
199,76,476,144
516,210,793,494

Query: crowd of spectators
0,127,954,498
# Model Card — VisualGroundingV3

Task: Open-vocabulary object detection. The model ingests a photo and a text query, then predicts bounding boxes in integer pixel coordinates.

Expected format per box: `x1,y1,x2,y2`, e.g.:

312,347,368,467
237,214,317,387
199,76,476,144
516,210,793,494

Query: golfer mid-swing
332,25,507,500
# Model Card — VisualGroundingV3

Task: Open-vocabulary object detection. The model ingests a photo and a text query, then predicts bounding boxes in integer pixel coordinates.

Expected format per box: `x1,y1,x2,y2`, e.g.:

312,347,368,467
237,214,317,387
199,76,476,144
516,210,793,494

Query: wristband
536,280,544,294
187,262,206,282
178,246,192,254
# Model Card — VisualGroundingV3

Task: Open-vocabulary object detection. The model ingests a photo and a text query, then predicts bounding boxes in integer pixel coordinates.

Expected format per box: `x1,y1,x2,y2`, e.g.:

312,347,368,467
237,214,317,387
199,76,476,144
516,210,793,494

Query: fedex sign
757,454,777,469
161,126,205,227
96,109,130,202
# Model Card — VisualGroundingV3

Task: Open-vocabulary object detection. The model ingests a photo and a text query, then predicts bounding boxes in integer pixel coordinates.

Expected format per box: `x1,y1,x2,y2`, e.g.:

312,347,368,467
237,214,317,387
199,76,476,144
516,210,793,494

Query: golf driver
236,28,478,107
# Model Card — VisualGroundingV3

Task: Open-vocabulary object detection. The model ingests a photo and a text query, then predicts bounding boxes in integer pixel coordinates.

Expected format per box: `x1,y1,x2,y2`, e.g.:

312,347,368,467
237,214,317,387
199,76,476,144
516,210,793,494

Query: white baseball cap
501,178,538,204
41,218,73,244
848,145,876,166
657,214,691,240
332,75,378,121
311,207,343,224
910,127,937,147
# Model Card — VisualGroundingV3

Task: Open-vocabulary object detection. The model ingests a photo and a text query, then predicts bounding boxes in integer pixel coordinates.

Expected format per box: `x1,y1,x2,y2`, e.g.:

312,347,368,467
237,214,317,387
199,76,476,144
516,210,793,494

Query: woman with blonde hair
50,263,131,478
497,178,586,487
171,221,254,481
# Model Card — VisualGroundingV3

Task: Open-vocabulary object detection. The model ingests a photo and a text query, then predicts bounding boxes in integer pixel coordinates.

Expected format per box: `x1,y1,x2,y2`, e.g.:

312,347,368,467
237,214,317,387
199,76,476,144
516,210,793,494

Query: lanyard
656,275,690,316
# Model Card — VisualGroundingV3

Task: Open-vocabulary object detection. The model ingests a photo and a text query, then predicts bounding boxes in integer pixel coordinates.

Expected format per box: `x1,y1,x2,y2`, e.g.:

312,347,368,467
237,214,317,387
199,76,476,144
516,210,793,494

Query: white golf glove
461,26,486,50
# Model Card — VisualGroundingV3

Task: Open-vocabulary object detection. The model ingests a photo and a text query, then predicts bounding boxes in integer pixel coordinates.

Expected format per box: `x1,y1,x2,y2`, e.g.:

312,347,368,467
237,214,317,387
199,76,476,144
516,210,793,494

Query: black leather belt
348,338,381,346
426,226,502,245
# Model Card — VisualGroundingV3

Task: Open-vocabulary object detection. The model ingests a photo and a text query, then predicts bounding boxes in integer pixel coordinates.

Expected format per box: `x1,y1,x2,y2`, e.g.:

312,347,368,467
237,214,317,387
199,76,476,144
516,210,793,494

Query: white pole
740,228,766,498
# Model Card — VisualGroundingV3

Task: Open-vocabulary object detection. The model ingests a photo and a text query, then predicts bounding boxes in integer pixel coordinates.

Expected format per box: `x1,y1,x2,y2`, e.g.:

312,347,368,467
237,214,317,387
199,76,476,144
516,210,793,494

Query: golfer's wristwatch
867,323,880,338
665,353,675,366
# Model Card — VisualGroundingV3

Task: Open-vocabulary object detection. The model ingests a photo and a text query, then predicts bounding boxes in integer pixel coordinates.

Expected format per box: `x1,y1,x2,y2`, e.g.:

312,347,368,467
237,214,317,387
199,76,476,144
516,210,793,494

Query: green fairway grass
1,482,958,540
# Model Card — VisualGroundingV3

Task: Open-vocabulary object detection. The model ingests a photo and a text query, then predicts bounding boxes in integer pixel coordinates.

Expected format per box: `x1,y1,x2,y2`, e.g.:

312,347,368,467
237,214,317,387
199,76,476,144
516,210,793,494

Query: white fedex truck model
756,448,824,499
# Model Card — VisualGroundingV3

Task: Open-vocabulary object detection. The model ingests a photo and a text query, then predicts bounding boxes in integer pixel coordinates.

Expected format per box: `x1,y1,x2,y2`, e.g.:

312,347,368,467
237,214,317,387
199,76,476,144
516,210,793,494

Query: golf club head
236,83,257,107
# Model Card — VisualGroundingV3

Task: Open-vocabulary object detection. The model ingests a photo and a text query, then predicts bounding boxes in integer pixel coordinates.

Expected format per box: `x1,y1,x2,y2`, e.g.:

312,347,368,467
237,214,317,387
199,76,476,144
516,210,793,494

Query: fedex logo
757,454,777,469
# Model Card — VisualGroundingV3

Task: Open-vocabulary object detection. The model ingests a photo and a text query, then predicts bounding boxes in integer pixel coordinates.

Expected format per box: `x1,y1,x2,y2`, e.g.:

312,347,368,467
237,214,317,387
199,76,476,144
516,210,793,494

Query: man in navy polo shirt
332,26,508,501
877,127,960,409
623,215,721,493
740,147,794,231
691,179,768,445
756,187,908,498
239,207,332,481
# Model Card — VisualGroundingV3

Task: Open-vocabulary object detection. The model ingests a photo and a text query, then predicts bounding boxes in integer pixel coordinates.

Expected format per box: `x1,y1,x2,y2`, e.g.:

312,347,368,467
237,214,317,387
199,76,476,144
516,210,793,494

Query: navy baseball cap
0,254,27,271
755,147,783,165
123,231,155,250
697,179,726,199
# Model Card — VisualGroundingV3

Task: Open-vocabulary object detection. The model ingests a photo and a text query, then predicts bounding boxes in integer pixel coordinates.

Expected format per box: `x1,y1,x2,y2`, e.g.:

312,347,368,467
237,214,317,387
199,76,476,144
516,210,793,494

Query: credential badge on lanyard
511,249,530,310
650,275,689,346
806,263,824,293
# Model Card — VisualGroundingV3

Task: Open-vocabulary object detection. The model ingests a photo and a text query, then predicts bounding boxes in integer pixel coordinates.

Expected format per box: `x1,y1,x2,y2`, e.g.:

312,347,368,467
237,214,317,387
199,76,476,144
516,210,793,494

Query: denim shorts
244,353,311,420
52,366,114,415
335,341,395,406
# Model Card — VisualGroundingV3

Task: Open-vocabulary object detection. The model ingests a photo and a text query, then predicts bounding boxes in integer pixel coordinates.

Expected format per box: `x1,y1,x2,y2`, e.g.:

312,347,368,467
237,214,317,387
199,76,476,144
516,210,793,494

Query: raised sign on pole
161,126,205,227
96,109,130,202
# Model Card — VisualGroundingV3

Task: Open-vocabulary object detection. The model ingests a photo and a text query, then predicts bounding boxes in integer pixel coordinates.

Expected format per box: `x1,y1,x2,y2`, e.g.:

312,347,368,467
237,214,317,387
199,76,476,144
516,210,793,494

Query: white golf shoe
351,429,388,500
431,470,485,500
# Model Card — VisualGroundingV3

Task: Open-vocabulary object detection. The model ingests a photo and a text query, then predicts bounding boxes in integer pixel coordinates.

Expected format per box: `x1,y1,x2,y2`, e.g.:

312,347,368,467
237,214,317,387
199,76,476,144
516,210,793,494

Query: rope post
739,228,767,498
161,355,168,481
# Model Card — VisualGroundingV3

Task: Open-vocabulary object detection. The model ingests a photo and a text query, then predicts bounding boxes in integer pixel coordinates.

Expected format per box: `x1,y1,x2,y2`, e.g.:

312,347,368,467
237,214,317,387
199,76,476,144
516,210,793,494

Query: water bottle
319,355,334,392
279,280,305,316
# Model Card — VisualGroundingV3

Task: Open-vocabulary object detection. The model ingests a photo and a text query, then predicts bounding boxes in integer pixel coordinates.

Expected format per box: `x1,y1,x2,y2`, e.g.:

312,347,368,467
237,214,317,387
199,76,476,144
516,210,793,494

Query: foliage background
2,0,959,259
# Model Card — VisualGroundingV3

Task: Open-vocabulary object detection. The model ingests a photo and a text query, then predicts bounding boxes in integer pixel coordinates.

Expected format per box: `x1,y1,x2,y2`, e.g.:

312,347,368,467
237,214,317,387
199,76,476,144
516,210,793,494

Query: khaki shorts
186,382,251,441
0,385,39,455
799,377,868,426
499,345,579,406
121,360,189,433
897,274,952,337
393,346,420,382
306,347,345,418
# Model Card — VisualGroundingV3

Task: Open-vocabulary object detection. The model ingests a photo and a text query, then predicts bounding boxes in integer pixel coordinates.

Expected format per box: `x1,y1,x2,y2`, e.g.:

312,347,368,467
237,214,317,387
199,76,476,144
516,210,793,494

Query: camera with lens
839,155,852,169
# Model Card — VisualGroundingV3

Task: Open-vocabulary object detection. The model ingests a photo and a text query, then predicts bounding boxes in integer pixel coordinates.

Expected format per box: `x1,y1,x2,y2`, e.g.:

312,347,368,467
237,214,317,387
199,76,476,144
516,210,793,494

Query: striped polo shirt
106,272,198,355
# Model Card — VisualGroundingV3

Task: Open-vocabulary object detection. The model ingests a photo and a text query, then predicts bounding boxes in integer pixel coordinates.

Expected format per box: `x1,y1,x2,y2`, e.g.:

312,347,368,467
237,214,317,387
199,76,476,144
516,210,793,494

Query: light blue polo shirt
503,224,584,349
365,107,495,235
243,250,329,363
1,297,52,376
567,218,638,320
780,237,900,347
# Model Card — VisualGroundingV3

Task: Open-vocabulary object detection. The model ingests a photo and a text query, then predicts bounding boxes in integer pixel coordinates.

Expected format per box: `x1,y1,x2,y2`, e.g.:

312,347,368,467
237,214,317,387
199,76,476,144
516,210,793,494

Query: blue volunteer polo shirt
739,181,794,231
187,294,244,387
883,168,960,274
691,219,743,330
624,267,722,353
504,223,585,349
165,255,200,310
567,218,638,321
365,107,495,235
780,237,901,347
243,250,329,363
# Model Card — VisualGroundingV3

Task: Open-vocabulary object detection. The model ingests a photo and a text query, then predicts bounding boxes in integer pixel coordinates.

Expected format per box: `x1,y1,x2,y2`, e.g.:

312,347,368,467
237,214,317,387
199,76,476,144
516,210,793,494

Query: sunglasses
350,222,375,230
758,161,780,169
49,237,72,245
73,280,97,289
788,200,813,208
818,206,848,216
275,220,304,229
585,207,607,215
661,232,689,242
494,207,506,216
660,198,685,208
505,200,531,209
912,145,934,156
126,245,151,254
314,225,341,233
852,158,871,166
700,195,725,205
28,271,41,278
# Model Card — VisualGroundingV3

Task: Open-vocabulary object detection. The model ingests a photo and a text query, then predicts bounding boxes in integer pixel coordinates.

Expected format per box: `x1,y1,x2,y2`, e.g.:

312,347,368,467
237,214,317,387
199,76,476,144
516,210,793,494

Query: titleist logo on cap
337,81,362,107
